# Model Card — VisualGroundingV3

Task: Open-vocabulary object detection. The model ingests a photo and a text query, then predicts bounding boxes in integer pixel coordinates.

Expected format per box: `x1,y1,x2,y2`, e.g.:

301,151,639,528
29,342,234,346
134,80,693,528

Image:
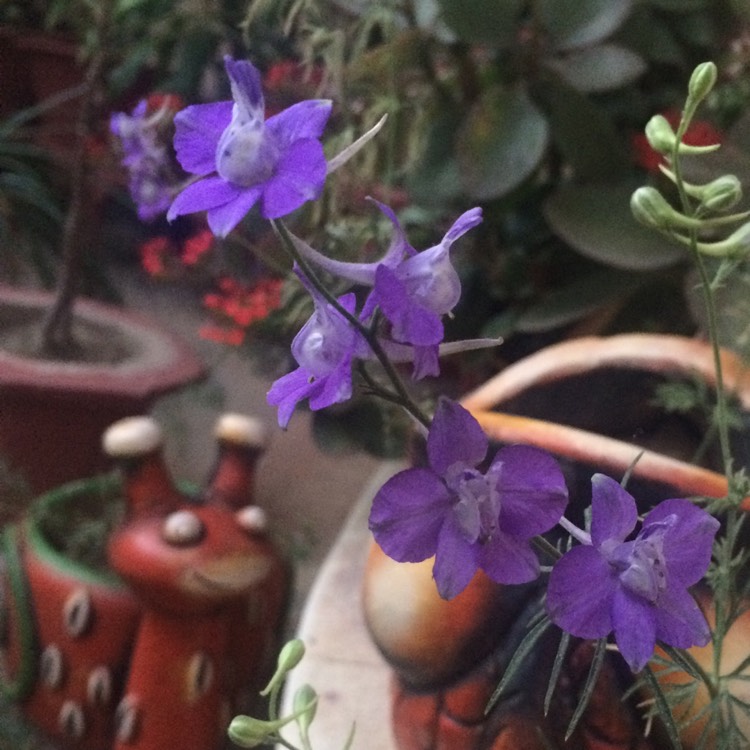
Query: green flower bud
688,62,718,104
697,221,750,258
645,115,676,155
260,639,306,696
630,186,675,231
293,684,318,735
278,639,306,672
228,716,286,748
698,175,743,213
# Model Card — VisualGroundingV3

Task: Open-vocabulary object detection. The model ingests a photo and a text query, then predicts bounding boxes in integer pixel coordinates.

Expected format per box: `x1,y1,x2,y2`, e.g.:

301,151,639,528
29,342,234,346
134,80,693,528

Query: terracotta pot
363,333,750,750
0,284,205,496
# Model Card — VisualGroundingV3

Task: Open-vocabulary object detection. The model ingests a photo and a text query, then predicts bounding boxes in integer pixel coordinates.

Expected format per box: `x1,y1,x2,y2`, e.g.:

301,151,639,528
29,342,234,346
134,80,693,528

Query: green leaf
617,6,684,66
534,75,630,181
486,614,553,713
545,630,571,715
565,638,608,740
545,43,646,93
537,0,634,50
641,665,684,749
436,0,525,47
543,182,685,270
516,268,644,332
456,86,549,200
648,0,708,12
408,107,464,205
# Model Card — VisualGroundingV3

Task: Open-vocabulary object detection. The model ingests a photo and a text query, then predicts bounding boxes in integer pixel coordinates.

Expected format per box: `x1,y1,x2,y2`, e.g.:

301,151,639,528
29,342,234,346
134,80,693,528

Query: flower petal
479,531,539,584
374,264,444,345
644,498,719,588
655,586,711,649
266,99,332,148
266,367,317,428
444,207,483,243
433,511,479,599
167,176,243,222
369,468,451,563
495,445,568,538
173,102,233,175
427,398,488,476
411,344,440,380
612,587,657,672
261,139,327,218
307,358,354,412
590,474,638,548
546,545,616,639
224,56,264,123
206,185,263,237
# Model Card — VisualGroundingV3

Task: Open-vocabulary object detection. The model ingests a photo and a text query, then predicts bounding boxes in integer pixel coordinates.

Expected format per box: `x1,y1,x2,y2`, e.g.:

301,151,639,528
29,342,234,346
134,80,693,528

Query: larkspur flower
546,474,720,673
288,201,483,378
368,398,568,599
267,270,367,428
111,97,184,221
166,56,332,237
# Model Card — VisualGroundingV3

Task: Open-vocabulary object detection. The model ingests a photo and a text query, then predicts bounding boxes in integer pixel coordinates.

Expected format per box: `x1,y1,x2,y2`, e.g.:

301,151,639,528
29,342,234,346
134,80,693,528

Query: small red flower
139,236,174,277
200,277,284,346
181,229,215,266
631,108,722,173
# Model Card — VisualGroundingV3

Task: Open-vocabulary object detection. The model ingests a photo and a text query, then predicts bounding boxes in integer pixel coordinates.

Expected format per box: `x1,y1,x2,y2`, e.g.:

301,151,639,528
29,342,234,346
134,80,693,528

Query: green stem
272,219,431,429
671,118,733,485
532,535,562,562
671,97,735,725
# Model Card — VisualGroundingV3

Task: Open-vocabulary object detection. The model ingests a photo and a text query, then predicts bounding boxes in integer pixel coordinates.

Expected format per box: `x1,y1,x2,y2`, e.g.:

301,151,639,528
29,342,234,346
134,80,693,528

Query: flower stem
272,219,431,429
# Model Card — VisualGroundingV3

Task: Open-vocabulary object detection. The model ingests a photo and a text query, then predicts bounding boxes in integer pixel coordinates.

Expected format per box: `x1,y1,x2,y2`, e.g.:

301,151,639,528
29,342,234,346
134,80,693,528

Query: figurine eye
162,510,205,546
235,505,267,534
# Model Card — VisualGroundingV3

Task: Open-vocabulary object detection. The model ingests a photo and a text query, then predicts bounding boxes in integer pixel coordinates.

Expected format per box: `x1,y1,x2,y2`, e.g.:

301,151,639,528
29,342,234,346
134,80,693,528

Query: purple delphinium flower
369,398,568,599
266,269,368,428
546,474,719,673
111,100,182,221
167,56,332,237
288,201,483,378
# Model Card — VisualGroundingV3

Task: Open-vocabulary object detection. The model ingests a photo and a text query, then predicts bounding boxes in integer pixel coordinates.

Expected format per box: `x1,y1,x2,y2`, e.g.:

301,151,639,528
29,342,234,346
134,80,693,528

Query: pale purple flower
369,398,568,599
288,201,483,378
546,474,719,673
266,270,367,428
111,100,182,221
167,56,332,237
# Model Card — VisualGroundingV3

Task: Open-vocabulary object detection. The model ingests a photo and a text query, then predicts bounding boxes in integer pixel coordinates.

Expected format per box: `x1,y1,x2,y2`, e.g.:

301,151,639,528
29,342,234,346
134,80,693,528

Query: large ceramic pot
0,284,205,496
0,413,289,750
364,334,750,750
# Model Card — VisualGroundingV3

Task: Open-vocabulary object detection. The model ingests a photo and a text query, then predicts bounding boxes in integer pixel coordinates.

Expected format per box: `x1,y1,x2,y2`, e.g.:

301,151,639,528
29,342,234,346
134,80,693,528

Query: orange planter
364,334,750,750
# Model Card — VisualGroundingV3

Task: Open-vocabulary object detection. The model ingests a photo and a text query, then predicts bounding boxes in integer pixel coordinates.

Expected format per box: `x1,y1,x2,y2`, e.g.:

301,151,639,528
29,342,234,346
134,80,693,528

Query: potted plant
0,0,205,495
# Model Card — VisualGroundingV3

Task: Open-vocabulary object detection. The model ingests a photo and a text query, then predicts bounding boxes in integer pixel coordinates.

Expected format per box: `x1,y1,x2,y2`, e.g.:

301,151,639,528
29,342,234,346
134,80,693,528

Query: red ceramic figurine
0,413,288,750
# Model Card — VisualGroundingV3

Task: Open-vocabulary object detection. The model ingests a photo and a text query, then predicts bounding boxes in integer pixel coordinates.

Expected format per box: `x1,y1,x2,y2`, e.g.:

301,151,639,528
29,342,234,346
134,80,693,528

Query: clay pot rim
24,475,126,589
460,333,747,504
0,284,205,401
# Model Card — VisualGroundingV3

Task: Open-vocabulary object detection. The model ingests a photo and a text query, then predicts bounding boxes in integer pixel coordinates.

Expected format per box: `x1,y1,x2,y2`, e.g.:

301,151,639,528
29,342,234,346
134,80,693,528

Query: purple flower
368,398,568,599
546,474,719,673
266,270,367,428
288,201,483,378
167,56,332,237
111,100,182,221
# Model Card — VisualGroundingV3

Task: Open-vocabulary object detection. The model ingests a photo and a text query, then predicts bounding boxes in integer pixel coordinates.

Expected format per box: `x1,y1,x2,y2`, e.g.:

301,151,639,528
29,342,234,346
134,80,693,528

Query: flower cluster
113,55,724,683
368,399,718,672
201,276,284,346
110,94,186,221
